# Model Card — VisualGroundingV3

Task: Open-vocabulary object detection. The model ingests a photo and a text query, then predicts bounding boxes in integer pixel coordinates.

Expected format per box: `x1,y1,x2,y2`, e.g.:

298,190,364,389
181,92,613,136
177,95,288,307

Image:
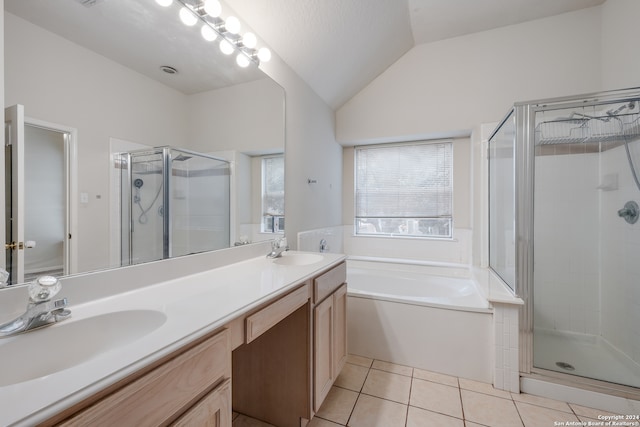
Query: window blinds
355,141,452,237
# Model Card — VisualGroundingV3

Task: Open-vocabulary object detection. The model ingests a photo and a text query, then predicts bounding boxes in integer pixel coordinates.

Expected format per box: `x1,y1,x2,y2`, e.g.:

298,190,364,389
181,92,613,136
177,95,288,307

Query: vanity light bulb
219,39,234,55
179,7,198,26
203,0,222,17
225,16,241,34
257,47,272,62
155,0,173,7
201,25,217,42
236,53,250,68
242,32,257,49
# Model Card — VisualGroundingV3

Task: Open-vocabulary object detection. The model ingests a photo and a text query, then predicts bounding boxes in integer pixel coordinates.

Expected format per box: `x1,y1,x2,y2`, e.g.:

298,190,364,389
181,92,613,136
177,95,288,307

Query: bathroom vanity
0,250,346,427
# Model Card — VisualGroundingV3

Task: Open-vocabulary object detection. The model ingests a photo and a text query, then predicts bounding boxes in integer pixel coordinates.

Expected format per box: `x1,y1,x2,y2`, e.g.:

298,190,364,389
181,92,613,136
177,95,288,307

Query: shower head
173,154,192,162
133,178,144,188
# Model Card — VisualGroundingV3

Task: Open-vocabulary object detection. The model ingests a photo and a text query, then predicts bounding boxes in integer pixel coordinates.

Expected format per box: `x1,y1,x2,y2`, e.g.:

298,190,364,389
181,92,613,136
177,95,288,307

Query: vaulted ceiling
6,0,607,110
226,0,606,109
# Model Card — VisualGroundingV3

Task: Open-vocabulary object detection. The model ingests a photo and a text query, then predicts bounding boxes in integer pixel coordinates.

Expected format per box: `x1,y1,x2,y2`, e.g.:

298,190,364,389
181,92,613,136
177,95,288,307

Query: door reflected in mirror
2,0,285,287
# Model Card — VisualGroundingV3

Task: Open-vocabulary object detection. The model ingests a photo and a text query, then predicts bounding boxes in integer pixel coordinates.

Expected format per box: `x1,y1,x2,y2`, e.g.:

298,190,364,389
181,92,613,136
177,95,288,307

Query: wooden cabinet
58,329,231,427
312,263,347,412
314,292,335,410
313,283,347,411
171,379,231,427
45,259,347,427
333,284,348,378
245,284,310,343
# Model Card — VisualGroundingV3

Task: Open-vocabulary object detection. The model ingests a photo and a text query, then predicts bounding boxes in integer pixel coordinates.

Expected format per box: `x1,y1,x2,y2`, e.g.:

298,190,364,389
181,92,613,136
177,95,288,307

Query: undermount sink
273,253,324,266
0,309,166,386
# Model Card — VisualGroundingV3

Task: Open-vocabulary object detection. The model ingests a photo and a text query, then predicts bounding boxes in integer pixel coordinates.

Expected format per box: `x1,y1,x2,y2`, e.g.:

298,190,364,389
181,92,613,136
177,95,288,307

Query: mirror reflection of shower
116,147,230,266
133,177,163,224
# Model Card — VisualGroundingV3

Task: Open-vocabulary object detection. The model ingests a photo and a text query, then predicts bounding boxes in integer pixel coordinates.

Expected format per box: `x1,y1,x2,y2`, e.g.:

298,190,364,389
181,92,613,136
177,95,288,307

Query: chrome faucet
266,237,289,258
0,276,71,337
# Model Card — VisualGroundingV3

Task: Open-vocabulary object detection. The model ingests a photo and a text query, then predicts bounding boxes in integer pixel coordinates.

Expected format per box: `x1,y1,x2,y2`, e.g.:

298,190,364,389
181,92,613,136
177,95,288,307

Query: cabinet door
333,284,347,378
172,379,231,427
313,295,334,411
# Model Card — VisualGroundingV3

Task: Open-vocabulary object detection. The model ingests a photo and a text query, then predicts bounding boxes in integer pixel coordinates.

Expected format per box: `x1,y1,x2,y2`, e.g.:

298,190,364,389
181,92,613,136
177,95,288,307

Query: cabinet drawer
171,378,231,427
314,262,346,304
246,285,309,343
61,329,230,427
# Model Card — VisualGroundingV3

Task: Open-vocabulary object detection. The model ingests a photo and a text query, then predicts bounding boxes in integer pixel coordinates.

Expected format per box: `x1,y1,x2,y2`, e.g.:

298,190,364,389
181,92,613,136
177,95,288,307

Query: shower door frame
516,87,640,399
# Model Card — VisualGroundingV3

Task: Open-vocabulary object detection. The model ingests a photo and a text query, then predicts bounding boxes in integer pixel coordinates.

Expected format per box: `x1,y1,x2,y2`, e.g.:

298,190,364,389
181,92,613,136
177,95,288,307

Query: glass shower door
120,149,165,266
532,100,640,388
169,148,230,257
489,110,516,292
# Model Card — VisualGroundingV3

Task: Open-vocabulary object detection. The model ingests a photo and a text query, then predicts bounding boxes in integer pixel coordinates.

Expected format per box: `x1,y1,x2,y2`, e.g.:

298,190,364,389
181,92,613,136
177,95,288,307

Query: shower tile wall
600,143,640,365
534,153,600,336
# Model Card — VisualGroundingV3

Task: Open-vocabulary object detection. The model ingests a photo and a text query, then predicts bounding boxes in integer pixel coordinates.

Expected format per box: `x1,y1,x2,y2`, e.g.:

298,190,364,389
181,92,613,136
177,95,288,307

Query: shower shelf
535,113,640,145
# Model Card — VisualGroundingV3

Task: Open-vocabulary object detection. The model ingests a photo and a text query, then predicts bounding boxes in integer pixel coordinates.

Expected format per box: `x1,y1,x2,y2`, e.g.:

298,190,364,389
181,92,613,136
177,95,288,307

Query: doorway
4,105,77,285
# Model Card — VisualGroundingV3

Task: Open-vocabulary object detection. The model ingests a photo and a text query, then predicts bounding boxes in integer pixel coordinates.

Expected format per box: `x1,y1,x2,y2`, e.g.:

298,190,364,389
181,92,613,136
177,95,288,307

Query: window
261,155,284,233
355,141,452,238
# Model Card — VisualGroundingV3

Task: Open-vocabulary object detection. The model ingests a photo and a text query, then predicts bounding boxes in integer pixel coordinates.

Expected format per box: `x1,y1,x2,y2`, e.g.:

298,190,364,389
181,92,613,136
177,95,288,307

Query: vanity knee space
232,261,347,427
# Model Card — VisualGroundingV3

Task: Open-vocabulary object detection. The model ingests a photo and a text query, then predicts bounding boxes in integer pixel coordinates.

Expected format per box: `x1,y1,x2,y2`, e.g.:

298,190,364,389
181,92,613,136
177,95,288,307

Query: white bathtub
346,259,493,382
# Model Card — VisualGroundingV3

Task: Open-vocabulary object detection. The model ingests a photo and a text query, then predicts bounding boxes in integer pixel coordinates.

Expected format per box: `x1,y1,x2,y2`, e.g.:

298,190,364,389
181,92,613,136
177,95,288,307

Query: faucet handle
28,276,62,302
51,299,71,322
53,297,68,309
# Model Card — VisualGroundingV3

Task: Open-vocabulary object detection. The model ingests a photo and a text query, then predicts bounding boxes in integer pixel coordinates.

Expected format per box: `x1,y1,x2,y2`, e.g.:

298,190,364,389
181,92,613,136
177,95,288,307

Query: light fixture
219,39,234,55
236,53,250,68
225,16,241,34
158,0,273,67
242,32,257,49
203,0,221,17
257,47,272,63
201,24,217,42
179,7,198,26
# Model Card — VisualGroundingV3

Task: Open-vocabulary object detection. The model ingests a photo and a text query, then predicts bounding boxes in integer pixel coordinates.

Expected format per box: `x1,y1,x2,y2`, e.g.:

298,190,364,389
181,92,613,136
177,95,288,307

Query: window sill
352,233,456,242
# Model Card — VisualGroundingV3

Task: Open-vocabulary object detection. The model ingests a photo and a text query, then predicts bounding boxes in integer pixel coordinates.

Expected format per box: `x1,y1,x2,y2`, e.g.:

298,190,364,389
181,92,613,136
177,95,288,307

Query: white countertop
0,251,345,427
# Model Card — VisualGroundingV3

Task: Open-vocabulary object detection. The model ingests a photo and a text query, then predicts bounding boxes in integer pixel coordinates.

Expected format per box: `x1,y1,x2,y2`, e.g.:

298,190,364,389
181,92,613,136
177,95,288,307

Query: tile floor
233,354,619,427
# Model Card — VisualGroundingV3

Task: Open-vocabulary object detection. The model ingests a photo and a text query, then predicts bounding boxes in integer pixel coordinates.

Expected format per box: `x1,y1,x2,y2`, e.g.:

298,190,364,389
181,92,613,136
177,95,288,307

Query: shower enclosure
116,147,230,266
489,88,640,395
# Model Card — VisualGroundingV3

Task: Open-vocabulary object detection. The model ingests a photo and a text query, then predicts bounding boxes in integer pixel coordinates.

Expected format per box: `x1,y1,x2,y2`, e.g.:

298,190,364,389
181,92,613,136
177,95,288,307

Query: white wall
601,0,640,91
600,143,640,364
186,78,284,154
259,57,343,249
336,7,603,144
533,153,601,336
24,126,65,275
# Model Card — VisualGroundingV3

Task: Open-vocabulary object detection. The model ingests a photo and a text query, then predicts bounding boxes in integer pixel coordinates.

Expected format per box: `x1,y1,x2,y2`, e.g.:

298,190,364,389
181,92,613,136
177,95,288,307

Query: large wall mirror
2,0,285,287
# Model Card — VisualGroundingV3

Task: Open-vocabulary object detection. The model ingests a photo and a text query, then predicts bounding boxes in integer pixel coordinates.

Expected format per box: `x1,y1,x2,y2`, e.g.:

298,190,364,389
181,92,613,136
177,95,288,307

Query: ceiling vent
75,0,106,7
